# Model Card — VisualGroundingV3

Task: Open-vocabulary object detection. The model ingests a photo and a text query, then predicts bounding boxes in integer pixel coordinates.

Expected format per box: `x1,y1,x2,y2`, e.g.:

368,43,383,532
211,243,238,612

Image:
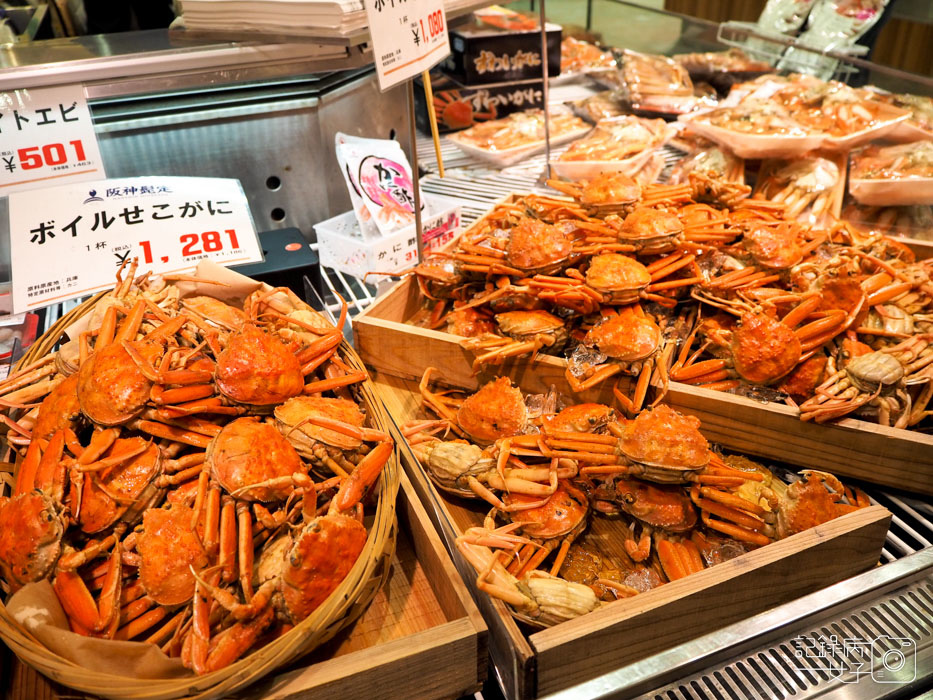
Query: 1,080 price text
420,10,444,40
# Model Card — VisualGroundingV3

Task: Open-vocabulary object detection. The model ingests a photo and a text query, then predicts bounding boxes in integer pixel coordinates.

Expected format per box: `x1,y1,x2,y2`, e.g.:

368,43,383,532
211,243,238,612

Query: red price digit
427,10,443,38
180,230,242,257
139,240,154,264
17,141,88,170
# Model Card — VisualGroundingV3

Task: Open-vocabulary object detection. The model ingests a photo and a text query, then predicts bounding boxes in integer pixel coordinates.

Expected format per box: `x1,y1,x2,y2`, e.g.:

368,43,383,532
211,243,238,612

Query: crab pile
408,369,869,627
404,165,933,431
0,261,393,674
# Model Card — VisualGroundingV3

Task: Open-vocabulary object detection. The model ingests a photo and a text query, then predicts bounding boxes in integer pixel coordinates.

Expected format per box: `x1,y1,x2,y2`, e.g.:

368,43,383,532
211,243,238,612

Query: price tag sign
365,0,450,91
0,84,105,194
9,176,262,313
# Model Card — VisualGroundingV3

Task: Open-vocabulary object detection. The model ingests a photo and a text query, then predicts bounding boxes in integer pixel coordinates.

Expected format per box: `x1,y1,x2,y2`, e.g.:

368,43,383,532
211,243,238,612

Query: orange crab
531,252,698,314
566,305,666,411
274,396,376,476
452,217,581,278
546,172,643,216
433,92,497,131
462,309,569,369
184,439,391,673
419,368,528,445
690,469,869,546
670,295,849,390
562,405,758,488
498,480,590,578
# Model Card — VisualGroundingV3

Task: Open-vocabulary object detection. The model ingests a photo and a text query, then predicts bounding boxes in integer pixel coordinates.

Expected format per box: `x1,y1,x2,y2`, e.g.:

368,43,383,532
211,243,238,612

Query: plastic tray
683,117,824,159
849,177,933,207
447,124,593,167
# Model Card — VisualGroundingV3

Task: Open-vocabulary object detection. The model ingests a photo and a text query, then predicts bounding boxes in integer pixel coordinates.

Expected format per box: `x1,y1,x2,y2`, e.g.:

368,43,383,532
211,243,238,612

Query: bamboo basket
0,288,401,700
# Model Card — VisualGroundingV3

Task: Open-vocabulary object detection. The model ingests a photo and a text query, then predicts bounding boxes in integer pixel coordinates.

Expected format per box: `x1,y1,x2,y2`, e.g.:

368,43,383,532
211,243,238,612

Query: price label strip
9,176,263,313
365,0,451,91
0,84,105,194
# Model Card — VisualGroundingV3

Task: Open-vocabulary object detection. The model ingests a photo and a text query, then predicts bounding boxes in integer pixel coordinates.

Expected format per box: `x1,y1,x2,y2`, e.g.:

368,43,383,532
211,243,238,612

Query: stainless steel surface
0,2,494,98
541,550,933,700
0,30,373,96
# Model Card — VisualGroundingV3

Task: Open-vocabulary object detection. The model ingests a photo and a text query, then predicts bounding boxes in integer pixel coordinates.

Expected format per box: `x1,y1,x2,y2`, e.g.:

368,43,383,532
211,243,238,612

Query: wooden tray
352,200,933,496
373,372,892,700
0,472,487,700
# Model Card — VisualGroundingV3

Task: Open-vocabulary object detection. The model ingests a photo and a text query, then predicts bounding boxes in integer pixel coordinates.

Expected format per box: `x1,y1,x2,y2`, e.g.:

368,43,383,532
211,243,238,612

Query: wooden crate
352,207,933,496
0,472,487,700
374,372,892,700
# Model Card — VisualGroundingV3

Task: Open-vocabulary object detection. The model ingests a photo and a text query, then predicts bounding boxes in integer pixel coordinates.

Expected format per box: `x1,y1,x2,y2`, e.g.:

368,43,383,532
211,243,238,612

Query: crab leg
701,511,771,546
657,539,704,581
53,527,125,637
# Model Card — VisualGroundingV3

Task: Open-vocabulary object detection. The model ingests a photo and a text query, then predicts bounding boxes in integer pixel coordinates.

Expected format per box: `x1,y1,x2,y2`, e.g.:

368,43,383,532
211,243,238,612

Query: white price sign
9,176,263,313
365,0,450,91
0,84,105,194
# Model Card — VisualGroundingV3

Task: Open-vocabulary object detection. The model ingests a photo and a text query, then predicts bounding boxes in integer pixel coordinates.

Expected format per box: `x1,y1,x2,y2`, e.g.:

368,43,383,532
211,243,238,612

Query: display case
2,3,933,699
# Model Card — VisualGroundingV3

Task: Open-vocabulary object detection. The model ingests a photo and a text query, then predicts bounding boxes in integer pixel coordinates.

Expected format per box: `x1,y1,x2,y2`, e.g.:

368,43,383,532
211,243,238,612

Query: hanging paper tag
9,176,262,313
0,84,105,194
365,0,451,91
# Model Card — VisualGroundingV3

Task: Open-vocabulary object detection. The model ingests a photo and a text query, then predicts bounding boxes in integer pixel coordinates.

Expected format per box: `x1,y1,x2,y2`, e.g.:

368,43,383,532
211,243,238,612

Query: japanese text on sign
9,177,262,313
365,0,450,91
0,84,105,194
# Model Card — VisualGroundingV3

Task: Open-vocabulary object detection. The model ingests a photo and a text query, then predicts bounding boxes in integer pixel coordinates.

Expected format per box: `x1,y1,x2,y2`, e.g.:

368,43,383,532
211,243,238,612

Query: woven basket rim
0,289,400,700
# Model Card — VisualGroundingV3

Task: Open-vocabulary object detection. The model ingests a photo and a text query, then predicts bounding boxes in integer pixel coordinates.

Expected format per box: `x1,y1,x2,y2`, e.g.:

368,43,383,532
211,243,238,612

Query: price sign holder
365,0,450,92
8,176,262,313
364,0,451,265
0,84,105,195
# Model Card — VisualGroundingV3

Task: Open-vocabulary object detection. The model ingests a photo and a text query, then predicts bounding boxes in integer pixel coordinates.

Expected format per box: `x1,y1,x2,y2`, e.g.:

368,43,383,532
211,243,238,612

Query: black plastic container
441,22,561,86
414,71,544,134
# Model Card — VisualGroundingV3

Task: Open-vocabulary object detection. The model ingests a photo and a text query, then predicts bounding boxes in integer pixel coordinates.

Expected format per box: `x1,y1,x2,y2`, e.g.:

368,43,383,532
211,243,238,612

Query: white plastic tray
684,117,824,159
447,124,593,167
849,178,933,207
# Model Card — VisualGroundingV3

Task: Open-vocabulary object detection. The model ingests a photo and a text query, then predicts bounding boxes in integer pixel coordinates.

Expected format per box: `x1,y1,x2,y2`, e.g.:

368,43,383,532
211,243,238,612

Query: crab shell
502,481,589,541
181,296,248,332
274,396,365,453
506,219,574,275
617,207,683,254
775,470,855,539
413,257,464,298
207,416,305,501
515,571,600,628
78,438,162,534
731,312,800,385
77,340,160,426
580,172,642,207
0,491,64,591
279,513,368,622
496,310,569,352
33,373,83,441
543,403,617,433
585,254,651,305
137,505,209,606
778,353,828,401
845,351,904,394
619,405,710,475
215,325,305,407
446,308,497,338
585,313,661,362
742,224,803,270
417,440,490,496
614,479,697,531
457,376,528,445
